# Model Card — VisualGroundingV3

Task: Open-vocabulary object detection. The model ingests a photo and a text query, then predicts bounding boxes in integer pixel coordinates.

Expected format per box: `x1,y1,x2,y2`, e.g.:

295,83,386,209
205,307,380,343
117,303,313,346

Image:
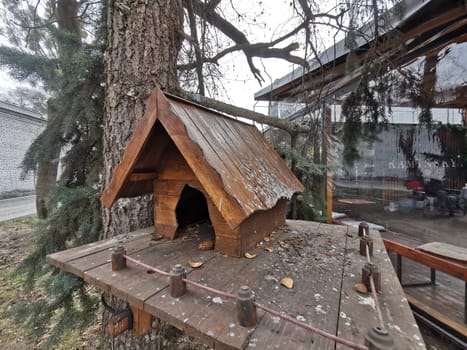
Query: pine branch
0,46,59,84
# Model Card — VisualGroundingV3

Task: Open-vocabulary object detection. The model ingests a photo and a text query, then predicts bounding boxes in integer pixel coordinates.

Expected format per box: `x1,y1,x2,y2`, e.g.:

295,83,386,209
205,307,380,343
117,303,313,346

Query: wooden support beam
403,4,467,41
131,305,152,336
325,105,333,224
129,172,158,182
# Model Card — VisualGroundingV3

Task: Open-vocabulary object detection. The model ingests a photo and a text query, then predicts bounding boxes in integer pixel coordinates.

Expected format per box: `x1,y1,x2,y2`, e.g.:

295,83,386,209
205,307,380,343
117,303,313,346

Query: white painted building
0,101,46,195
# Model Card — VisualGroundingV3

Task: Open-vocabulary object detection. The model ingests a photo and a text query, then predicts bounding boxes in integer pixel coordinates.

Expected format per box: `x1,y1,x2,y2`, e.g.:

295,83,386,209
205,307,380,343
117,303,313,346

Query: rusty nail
237,285,257,328
170,264,187,298
111,245,126,271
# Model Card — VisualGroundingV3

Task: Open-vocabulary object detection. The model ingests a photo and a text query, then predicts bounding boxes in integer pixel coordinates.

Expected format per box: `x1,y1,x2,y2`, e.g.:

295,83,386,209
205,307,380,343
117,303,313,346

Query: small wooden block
131,305,152,336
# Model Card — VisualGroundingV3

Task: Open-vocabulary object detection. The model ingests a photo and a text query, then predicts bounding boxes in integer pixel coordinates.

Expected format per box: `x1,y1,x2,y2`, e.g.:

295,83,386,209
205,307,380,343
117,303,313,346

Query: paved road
0,195,36,222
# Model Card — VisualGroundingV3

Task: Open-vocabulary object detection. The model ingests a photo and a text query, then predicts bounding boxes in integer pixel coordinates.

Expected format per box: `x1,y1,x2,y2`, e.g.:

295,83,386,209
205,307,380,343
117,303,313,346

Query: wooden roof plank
206,114,285,210
100,87,303,228
100,92,160,208
157,94,247,228
227,119,303,192
178,102,264,211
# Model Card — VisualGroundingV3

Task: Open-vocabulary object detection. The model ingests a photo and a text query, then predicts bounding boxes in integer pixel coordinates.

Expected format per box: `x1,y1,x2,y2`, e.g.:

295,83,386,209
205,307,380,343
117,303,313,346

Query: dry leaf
280,277,294,289
315,256,321,260
279,241,289,249
355,283,368,294
198,239,214,251
189,260,204,268
264,236,270,242
244,252,257,259
265,247,274,253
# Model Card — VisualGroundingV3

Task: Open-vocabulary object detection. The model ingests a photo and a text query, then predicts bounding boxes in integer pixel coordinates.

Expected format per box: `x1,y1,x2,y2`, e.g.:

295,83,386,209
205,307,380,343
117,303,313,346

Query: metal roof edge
254,0,433,100
0,100,45,122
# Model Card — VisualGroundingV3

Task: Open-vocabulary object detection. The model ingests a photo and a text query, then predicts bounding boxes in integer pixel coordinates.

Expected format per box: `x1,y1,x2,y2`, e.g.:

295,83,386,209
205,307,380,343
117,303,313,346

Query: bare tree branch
184,0,309,84
186,0,205,95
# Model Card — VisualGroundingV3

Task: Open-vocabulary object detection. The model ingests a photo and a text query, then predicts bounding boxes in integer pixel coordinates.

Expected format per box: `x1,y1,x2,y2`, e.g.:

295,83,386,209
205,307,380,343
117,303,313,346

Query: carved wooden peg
170,264,187,297
111,245,126,271
362,262,381,292
358,222,369,237
364,326,395,349
236,285,257,328
360,235,374,257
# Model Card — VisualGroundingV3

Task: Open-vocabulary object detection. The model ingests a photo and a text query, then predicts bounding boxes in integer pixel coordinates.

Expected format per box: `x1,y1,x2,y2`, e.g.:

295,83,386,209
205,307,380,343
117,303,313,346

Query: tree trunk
35,0,82,219
100,1,185,348
102,0,183,239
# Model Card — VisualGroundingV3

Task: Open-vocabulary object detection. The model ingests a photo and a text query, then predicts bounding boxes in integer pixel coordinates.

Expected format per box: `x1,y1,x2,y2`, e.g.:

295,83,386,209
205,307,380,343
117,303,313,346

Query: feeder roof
101,88,303,229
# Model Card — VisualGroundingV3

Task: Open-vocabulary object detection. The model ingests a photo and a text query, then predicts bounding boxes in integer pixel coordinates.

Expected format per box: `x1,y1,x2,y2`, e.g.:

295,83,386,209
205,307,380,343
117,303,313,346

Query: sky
0,0,307,114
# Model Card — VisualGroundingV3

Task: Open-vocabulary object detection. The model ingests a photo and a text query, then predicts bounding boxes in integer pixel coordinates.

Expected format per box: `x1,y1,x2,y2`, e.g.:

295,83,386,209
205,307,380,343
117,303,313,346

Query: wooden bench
381,231,467,329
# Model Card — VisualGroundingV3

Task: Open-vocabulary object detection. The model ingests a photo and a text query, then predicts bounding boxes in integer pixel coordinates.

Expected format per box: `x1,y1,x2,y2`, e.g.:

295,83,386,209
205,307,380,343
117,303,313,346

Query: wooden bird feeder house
101,88,304,257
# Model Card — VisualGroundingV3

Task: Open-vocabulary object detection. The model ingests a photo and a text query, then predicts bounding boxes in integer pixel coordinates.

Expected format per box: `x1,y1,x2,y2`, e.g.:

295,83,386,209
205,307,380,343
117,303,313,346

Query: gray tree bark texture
102,0,183,239
100,2,202,349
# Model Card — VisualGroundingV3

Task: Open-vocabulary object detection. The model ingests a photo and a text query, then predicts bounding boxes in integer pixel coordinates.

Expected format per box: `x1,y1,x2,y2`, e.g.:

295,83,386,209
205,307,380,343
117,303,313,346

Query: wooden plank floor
47,220,425,349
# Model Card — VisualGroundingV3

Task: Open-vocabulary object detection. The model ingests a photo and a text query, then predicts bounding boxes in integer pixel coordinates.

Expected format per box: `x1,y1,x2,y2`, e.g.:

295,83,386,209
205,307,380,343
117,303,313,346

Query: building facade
0,101,46,195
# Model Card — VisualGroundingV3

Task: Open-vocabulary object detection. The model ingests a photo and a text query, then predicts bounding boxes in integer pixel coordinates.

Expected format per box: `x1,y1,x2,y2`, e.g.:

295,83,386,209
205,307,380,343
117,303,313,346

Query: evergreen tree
0,0,105,345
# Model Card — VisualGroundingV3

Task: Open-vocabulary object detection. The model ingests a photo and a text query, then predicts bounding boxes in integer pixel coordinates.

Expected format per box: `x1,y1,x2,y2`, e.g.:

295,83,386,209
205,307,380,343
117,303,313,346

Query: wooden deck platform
47,220,426,349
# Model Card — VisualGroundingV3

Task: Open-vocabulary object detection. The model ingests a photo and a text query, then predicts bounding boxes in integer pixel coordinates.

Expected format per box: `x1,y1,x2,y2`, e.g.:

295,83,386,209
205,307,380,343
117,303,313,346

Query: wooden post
362,262,381,292
364,327,395,350
358,222,369,237
360,236,374,257
325,104,333,224
111,245,126,271
236,285,257,327
170,264,187,297
130,305,152,336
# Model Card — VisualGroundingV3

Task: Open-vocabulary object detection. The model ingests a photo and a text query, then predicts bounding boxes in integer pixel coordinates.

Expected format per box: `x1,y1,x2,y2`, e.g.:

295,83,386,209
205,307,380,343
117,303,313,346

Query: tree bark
102,0,183,239
35,100,59,219
101,2,187,348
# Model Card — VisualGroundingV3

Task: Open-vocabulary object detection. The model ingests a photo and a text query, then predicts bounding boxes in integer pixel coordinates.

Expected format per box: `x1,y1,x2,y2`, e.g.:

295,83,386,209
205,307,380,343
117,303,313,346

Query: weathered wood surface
47,220,425,349
100,88,303,226
382,230,467,334
382,231,467,281
337,227,426,349
417,241,467,262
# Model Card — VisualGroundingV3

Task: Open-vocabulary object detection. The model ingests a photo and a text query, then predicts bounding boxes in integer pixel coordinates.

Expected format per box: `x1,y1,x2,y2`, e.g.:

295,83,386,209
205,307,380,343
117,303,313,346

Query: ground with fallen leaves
0,216,101,350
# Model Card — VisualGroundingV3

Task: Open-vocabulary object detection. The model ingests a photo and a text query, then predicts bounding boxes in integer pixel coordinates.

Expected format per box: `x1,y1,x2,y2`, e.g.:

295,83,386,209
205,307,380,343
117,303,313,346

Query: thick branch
185,0,308,83
186,0,205,95
176,89,310,135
